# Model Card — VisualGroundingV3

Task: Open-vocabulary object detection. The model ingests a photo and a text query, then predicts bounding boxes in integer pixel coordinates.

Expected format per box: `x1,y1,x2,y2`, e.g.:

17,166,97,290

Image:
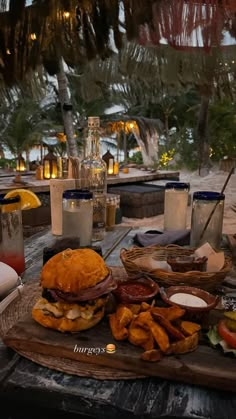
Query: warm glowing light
16,155,26,172
123,167,129,174
6,48,11,55
30,33,37,40
108,158,114,175
159,149,175,168
43,152,58,179
63,11,70,18
57,132,67,143
43,161,51,179
129,123,134,129
57,157,63,179
114,161,119,175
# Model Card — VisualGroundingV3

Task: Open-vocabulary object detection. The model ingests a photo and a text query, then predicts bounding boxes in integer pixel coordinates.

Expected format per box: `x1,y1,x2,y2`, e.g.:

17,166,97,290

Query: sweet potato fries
108,303,200,362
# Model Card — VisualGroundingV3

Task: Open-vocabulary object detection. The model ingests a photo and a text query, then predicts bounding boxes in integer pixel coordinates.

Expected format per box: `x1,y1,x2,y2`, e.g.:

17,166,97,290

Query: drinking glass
0,196,25,275
190,191,225,249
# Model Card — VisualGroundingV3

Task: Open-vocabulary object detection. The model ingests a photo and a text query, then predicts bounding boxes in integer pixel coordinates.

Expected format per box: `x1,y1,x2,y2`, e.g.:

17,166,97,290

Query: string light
6,48,11,55
63,11,70,19
30,33,37,41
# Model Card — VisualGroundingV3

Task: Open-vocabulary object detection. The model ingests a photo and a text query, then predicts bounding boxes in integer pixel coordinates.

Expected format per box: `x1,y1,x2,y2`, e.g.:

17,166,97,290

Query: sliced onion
48,272,117,302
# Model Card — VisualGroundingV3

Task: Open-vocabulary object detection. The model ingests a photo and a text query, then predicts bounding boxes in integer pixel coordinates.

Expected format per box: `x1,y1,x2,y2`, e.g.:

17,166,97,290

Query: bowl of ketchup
112,276,159,304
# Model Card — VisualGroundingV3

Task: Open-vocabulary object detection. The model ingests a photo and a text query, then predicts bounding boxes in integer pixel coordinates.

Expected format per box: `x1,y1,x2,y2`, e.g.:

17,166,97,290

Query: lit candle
114,161,119,175
108,158,114,175
57,157,63,178
16,158,26,172
52,161,58,179
44,161,50,179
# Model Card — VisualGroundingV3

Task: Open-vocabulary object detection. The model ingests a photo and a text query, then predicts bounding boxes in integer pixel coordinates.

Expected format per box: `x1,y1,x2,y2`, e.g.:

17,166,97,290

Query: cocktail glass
0,196,25,275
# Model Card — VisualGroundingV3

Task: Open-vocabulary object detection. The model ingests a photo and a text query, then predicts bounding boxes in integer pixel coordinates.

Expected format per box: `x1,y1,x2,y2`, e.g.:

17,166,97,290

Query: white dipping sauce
169,292,208,307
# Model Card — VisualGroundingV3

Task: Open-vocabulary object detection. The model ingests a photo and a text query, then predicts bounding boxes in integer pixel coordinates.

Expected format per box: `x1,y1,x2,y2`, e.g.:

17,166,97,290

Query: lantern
16,154,26,172
43,149,58,179
102,150,115,176
114,160,119,175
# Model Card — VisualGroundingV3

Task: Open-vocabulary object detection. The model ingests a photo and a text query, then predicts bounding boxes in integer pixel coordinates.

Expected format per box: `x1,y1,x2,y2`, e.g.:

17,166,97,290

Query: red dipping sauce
118,282,152,296
113,277,159,303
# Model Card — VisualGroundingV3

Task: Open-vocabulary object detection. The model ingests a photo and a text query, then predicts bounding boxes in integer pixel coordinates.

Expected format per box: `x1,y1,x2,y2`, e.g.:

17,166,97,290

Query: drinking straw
199,167,234,240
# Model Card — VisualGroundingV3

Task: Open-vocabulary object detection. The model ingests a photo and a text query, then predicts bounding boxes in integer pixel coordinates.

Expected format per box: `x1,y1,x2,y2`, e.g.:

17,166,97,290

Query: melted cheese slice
33,297,105,320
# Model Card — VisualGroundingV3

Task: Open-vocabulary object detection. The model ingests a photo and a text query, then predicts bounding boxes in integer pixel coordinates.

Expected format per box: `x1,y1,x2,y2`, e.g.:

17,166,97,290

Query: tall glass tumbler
164,182,190,231
190,191,225,249
0,196,25,275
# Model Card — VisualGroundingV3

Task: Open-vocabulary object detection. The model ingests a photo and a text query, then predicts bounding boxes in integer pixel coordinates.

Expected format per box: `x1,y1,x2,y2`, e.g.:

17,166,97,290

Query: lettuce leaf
207,326,236,356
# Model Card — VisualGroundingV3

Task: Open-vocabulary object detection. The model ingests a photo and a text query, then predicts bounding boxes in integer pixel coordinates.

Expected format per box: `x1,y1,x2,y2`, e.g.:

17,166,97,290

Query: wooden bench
220,157,236,173
107,183,165,218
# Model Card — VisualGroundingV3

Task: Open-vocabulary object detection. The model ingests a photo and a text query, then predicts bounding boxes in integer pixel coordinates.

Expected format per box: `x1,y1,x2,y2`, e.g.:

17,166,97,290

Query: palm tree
67,39,236,173
1,97,56,161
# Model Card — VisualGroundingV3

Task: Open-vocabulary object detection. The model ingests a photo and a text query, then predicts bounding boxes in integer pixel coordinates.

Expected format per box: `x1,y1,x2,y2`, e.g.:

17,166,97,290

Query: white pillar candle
108,158,114,175
164,187,189,231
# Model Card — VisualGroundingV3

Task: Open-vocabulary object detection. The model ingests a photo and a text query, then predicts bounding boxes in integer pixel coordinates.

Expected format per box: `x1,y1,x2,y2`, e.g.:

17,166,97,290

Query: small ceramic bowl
160,285,219,322
112,276,159,304
167,255,208,273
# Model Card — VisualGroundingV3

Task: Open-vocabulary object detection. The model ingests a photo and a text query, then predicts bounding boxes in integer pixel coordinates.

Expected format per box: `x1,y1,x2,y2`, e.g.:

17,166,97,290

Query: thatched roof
0,1,236,88
104,115,163,152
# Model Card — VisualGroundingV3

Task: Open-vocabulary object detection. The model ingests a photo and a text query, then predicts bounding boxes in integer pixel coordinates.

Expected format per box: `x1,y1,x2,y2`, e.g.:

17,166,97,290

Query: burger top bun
40,248,110,293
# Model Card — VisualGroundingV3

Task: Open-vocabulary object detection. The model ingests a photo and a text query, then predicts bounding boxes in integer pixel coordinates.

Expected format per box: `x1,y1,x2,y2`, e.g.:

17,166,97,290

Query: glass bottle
80,116,107,241
164,182,190,231
190,191,225,249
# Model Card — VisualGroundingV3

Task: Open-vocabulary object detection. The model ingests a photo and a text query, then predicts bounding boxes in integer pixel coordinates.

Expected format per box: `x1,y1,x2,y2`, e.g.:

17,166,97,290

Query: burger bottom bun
32,306,105,332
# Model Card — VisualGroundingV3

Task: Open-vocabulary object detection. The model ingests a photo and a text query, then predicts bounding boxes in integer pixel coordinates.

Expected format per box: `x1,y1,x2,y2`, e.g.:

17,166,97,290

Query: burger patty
42,288,96,306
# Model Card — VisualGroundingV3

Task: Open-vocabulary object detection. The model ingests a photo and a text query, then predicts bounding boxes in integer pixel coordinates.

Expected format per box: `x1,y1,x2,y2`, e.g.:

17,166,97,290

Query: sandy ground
120,168,236,234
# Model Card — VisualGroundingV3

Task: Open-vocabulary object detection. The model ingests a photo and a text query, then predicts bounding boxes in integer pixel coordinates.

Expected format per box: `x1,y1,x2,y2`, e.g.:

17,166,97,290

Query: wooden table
0,227,236,419
0,169,179,194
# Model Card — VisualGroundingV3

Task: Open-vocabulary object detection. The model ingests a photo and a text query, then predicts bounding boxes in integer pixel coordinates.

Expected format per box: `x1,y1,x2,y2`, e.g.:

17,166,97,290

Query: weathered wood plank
105,227,147,266
2,358,236,419
3,310,236,393
0,170,179,194
23,226,131,273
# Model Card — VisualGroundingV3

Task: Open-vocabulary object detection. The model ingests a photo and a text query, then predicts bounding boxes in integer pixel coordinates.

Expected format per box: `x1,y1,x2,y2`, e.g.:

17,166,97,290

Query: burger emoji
106,343,116,354
32,248,116,332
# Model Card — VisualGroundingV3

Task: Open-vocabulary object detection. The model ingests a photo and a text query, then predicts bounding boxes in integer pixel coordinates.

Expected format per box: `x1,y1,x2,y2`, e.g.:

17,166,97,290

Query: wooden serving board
3,312,236,392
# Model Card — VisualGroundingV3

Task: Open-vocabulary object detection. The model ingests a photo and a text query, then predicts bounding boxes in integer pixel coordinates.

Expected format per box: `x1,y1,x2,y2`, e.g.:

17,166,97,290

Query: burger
106,344,116,354
32,248,116,332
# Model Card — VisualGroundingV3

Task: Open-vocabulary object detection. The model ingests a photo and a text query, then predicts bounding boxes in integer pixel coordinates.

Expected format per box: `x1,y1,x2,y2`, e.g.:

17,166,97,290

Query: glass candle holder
62,189,93,247
164,182,190,231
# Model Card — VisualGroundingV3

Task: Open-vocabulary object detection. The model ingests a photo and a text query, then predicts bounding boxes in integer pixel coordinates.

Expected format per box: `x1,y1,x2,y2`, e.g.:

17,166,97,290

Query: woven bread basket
120,245,232,292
